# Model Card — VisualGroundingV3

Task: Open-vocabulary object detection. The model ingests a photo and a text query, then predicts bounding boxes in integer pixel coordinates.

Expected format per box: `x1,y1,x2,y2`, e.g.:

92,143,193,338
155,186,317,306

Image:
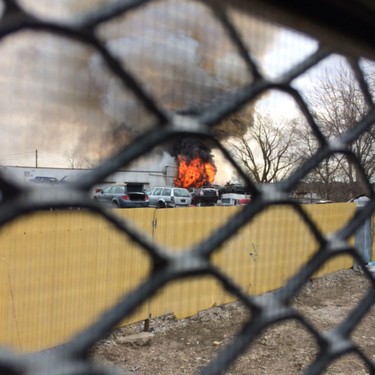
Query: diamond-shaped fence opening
292,261,371,329
238,320,319,374
352,304,375,361
323,353,370,374
0,0,375,374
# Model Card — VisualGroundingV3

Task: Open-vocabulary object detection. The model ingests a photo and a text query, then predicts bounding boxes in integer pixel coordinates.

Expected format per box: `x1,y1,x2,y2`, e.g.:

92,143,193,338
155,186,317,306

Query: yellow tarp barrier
0,203,357,351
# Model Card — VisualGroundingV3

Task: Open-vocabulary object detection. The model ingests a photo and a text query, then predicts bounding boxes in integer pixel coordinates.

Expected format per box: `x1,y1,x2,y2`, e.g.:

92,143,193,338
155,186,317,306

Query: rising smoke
0,0,277,176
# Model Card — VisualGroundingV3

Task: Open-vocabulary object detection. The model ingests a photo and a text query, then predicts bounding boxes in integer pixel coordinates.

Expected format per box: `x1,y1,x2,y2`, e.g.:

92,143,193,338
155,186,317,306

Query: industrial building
1,165,178,195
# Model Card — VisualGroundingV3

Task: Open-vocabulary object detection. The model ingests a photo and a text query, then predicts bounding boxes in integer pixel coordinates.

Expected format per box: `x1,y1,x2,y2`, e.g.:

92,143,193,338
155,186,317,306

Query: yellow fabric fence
0,203,359,351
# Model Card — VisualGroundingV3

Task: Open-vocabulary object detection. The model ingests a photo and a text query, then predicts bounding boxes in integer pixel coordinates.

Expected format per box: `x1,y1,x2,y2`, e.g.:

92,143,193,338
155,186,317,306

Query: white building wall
1,165,177,192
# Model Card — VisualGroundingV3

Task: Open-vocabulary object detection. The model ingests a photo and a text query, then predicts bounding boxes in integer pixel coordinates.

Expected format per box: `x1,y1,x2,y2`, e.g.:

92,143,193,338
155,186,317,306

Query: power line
0,150,69,168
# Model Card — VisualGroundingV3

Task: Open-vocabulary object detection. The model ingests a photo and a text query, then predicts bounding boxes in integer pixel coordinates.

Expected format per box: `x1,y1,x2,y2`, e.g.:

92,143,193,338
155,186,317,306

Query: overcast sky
0,0,331,184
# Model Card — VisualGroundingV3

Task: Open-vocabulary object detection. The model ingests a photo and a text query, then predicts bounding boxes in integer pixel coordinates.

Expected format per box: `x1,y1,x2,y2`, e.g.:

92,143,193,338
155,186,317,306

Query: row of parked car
93,184,221,208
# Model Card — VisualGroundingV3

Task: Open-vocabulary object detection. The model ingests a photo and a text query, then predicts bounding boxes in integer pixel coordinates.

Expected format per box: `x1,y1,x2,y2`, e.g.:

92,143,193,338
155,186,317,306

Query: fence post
354,196,372,270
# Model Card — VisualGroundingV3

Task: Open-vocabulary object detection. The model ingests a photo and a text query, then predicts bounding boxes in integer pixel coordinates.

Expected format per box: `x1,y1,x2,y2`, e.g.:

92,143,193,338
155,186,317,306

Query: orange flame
174,155,216,188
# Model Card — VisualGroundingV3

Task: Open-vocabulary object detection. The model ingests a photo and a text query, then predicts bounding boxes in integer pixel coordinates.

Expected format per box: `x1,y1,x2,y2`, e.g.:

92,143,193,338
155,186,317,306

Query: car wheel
157,201,166,209
112,201,119,208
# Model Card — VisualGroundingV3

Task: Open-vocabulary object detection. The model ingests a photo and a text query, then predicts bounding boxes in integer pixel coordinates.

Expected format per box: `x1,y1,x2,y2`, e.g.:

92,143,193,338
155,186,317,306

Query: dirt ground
92,269,375,374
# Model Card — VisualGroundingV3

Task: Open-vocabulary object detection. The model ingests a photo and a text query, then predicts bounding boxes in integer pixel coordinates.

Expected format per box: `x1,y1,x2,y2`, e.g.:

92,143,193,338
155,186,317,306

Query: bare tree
297,62,375,200
224,112,299,183
65,148,102,169
293,116,350,201
65,149,82,169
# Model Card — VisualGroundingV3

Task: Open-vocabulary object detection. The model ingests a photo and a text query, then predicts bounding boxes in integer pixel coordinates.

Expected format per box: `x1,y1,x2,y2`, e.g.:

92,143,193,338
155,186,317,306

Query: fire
174,155,216,188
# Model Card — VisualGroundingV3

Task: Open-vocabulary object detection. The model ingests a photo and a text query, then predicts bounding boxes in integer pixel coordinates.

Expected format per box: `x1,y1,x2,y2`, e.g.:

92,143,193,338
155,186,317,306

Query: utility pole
35,149,38,168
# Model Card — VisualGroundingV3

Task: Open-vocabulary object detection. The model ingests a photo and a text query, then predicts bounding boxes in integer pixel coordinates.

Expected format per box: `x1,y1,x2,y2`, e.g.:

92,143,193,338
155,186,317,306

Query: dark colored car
218,184,250,196
190,187,219,206
93,183,149,208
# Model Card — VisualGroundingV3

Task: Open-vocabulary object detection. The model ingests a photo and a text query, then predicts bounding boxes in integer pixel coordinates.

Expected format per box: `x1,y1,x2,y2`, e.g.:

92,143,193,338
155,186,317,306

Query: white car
218,193,251,206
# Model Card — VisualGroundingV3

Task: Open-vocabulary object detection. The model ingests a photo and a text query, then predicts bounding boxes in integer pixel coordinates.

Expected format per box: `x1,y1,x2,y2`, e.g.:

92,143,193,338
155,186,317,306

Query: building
1,165,178,195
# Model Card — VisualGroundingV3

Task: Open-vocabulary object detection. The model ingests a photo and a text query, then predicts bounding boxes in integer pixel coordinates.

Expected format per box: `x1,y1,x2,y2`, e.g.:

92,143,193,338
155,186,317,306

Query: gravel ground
91,269,375,374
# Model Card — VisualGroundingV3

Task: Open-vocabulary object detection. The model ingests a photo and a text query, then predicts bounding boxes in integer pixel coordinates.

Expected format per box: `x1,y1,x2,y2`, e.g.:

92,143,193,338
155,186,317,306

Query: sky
0,0,340,184
255,28,318,119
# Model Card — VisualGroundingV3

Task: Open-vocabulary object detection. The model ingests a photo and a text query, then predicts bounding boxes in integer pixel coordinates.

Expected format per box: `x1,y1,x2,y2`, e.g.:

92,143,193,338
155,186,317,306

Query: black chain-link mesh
0,0,375,374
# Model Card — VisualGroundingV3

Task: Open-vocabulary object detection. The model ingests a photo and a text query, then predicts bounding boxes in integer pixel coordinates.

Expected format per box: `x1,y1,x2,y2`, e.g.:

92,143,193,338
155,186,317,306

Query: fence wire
0,0,375,374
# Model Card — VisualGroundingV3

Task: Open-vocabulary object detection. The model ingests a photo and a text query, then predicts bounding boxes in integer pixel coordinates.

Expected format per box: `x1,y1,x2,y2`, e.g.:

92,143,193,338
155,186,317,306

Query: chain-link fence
0,0,375,374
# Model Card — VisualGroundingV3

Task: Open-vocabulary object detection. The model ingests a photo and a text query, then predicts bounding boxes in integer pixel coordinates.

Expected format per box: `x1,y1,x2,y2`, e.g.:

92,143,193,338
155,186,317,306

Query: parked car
93,183,149,208
147,187,192,208
218,193,251,206
218,184,251,196
190,187,219,206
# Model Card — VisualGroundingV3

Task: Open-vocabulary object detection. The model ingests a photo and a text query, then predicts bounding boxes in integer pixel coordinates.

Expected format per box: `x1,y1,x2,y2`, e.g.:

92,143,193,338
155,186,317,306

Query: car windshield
152,188,162,195
174,188,190,197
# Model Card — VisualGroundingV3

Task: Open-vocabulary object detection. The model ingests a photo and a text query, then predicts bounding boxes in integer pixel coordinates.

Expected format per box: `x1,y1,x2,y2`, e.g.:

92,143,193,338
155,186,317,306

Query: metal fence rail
0,1,374,374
